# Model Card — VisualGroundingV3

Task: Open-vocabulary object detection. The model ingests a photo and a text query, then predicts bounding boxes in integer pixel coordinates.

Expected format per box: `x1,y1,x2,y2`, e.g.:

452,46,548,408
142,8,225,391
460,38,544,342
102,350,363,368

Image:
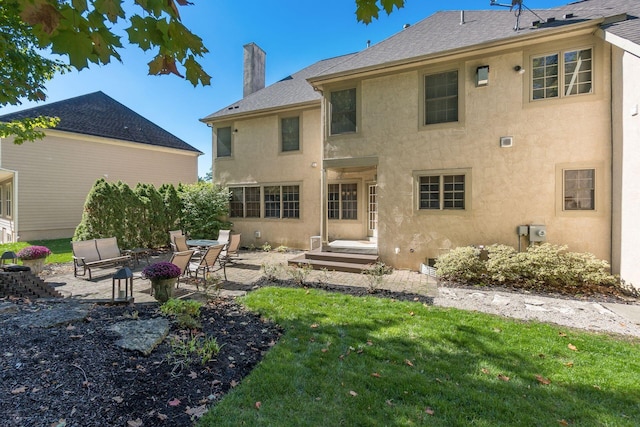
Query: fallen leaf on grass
558,420,569,426
593,385,601,390
185,405,208,418
425,407,435,415
310,323,319,329
371,372,381,378
535,375,551,385
405,359,414,367
168,398,181,407
230,380,238,388
558,332,567,337
498,374,510,381
255,401,262,410
568,343,578,351
349,390,358,397
481,368,490,375
11,386,27,394
321,348,328,353
127,419,143,427
565,362,574,368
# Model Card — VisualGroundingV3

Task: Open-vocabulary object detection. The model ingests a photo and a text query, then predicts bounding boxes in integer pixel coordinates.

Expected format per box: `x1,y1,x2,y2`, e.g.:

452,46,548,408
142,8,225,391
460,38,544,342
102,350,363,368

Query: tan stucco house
202,0,640,290
0,91,201,241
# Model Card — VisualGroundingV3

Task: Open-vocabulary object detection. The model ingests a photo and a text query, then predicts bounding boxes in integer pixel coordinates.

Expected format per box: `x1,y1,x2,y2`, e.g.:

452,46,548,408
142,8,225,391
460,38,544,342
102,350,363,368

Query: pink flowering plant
17,245,52,260
142,262,182,280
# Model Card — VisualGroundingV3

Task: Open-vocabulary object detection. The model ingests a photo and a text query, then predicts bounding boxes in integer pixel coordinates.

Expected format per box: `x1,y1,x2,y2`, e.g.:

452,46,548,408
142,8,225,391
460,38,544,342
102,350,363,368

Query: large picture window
330,88,357,135
216,126,232,157
425,70,458,125
328,183,357,220
418,174,465,210
532,48,592,100
564,169,594,210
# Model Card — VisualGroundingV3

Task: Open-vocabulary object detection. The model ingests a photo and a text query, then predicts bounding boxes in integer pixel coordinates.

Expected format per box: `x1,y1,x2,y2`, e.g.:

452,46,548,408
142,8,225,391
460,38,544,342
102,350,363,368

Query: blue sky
1,0,564,178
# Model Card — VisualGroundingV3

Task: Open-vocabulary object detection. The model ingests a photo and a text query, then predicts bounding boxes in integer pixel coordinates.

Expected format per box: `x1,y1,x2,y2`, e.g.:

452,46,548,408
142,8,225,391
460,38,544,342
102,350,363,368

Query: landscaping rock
109,317,170,355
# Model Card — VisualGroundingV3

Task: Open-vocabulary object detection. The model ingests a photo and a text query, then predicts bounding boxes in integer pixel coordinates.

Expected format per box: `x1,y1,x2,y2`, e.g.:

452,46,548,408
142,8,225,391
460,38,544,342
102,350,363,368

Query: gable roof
201,53,356,122
0,91,202,153
310,0,640,82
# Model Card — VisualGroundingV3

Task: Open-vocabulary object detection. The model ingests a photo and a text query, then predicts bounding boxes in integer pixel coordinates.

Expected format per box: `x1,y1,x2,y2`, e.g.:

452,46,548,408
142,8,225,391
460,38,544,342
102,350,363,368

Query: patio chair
169,250,195,287
188,244,226,289
168,230,183,247
171,234,190,252
217,229,231,245
221,233,241,263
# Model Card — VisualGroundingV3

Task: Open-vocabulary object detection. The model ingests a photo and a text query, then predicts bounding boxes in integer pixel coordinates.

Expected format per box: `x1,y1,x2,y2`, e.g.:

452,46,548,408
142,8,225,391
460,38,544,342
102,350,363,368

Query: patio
44,249,438,303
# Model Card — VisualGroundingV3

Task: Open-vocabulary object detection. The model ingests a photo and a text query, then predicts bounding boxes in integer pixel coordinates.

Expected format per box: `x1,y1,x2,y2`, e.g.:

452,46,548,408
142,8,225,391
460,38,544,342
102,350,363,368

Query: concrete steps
288,251,379,273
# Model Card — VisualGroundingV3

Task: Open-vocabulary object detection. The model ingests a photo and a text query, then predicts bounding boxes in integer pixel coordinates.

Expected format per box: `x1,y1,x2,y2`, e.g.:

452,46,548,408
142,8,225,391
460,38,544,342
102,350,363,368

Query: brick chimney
243,43,266,97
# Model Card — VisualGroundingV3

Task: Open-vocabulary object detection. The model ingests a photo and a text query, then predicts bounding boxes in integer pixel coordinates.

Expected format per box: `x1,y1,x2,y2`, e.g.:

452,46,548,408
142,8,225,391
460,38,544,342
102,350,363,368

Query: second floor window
330,88,356,135
425,70,458,125
281,117,300,152
217,126,232,157
532,48,592,100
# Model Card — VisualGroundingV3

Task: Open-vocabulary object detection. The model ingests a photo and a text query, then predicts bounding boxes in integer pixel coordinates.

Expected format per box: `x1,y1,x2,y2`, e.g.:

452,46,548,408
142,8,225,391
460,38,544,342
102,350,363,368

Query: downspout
318,89,327,247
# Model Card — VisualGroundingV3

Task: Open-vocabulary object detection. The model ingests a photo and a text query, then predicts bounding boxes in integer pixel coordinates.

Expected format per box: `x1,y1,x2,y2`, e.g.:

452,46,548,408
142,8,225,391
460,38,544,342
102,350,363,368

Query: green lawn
200,287,640,426
0,238,72,264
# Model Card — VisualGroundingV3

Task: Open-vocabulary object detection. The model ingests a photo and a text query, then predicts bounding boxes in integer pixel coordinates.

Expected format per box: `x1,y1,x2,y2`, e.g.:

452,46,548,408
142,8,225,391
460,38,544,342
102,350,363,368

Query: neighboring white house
203,0,640,289
0,91,202,241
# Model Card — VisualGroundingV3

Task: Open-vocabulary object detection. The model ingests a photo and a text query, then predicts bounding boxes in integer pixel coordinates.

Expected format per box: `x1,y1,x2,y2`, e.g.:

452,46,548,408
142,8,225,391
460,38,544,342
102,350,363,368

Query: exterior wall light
514,65,526,74
476,65,489,87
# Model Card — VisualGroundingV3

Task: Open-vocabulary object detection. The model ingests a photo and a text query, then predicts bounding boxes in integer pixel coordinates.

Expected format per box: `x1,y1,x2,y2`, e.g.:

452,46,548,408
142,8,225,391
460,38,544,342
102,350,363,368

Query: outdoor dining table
186,239,220,248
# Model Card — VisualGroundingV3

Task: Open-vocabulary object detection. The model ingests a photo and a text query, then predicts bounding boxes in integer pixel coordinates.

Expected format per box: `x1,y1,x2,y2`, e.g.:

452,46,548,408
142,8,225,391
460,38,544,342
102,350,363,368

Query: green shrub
362,261,393,292
435,246,485,282
436,243,619,291
161,299,202,318
178,182,231,239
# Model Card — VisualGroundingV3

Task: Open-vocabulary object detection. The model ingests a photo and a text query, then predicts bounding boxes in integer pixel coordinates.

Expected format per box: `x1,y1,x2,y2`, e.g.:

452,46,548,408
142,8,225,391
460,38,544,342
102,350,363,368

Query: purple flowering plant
142,262,182,280
17,245,52,260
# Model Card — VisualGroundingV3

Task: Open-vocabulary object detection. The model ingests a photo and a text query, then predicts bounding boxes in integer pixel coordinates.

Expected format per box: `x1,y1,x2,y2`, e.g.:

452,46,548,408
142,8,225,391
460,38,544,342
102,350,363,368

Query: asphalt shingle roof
312,0,640,80
201,53,356,121
0,91,201,153
204,0,640,119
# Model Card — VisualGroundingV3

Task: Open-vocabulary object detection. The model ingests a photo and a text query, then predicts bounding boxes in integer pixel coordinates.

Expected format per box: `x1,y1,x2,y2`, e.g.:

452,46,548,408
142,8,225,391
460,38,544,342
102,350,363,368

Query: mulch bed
0,297,281,427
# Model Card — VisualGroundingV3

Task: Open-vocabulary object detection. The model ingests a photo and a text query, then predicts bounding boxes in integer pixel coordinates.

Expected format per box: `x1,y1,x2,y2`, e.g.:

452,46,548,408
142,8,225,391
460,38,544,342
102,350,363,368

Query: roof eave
200,99,320,124
308,18,604,87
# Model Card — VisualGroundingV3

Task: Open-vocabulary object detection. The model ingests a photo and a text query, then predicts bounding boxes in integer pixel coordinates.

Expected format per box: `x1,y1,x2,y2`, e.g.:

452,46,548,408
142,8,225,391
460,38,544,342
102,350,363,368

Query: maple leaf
19,0,62,34
535,375,551,385
568,343,578,351
168,398,181,407
185,405,208,418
